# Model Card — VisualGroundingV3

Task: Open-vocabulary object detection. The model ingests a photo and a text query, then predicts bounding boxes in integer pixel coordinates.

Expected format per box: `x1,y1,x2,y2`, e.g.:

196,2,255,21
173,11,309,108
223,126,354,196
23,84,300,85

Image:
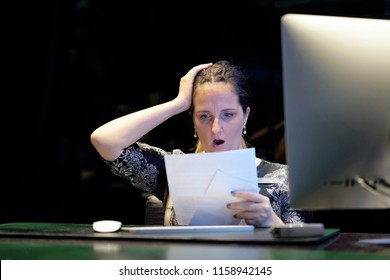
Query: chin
209,145,228,152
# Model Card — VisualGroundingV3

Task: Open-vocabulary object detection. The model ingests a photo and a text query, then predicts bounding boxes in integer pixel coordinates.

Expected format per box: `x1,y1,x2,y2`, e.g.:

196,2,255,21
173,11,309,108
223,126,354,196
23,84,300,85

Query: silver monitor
281,13,390,210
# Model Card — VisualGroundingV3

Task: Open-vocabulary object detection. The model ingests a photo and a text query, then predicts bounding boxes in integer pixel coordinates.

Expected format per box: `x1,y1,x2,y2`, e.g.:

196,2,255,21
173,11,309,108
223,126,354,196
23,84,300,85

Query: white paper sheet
164,148,258,225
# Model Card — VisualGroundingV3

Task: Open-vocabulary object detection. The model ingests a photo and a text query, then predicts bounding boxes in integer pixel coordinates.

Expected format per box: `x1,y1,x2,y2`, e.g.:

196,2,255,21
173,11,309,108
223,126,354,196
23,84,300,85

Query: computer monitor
281,13,390,210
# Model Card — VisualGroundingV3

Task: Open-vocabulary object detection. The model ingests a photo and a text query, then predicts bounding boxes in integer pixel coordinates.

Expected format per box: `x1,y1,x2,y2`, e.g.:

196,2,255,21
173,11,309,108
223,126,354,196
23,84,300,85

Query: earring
243,126,247,135
194,128,197,138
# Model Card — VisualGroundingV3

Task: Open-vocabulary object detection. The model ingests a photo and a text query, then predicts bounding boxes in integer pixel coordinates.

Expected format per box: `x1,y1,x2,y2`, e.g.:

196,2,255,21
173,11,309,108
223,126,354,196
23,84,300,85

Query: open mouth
213,139,225,146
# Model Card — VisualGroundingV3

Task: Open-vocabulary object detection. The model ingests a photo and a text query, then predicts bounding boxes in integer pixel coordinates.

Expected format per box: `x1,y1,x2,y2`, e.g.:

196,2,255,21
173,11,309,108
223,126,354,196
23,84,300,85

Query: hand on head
228,191,284,227
176,63,213,112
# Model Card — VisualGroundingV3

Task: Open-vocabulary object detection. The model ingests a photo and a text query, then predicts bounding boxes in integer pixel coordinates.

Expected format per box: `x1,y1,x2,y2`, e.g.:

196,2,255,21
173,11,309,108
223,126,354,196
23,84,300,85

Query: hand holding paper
164,148,258,225
190,169,259,225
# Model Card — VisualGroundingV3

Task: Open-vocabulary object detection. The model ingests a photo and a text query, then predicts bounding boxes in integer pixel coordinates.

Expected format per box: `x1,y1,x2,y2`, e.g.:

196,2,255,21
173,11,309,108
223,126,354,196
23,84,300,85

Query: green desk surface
0,223,389,260
0,222,338,244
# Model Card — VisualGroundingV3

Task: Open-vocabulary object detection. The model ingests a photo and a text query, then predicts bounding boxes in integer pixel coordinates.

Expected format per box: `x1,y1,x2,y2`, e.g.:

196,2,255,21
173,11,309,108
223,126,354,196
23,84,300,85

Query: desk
0,223,389,260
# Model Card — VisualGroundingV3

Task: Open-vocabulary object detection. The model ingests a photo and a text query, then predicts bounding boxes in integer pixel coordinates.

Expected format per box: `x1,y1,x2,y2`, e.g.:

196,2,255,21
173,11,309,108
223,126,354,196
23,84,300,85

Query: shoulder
257,159,289,189
257,159,288,176
104,142,184,165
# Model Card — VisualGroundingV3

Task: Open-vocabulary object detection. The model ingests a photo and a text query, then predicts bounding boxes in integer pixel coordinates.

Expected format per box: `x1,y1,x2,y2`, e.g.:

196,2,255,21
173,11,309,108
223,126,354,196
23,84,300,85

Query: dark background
4,0,390,232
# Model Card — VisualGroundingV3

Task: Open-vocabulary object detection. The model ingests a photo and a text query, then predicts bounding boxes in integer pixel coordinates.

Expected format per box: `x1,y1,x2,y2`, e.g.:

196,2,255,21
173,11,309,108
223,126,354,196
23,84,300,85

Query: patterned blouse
103,142,304,225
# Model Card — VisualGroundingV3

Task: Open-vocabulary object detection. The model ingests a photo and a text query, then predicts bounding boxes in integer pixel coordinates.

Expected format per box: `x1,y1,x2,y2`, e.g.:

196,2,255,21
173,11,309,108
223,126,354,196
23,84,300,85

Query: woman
90,60,303,227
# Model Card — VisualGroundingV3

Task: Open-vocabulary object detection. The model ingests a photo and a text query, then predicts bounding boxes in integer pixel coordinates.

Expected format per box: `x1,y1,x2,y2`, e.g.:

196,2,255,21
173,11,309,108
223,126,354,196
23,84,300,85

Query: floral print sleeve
257,160,304,224
102,142,182,201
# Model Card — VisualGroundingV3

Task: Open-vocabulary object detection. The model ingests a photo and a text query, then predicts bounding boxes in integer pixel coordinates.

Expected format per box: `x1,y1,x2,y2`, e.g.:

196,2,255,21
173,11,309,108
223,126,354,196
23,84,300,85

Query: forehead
193,82,239,109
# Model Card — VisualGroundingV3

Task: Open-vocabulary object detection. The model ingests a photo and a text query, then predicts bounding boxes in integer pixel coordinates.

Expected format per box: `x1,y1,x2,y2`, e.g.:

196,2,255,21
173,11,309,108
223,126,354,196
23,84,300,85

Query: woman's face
192,82,250,153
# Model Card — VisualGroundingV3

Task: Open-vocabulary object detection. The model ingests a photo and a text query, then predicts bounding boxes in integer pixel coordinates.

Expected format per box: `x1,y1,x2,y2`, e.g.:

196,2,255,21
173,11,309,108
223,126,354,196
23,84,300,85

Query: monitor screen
281,13,390,210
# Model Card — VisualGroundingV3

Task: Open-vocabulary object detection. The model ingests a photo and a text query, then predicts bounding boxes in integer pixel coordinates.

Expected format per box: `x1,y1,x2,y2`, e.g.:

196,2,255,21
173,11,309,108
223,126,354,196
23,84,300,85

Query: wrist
171,97,191,114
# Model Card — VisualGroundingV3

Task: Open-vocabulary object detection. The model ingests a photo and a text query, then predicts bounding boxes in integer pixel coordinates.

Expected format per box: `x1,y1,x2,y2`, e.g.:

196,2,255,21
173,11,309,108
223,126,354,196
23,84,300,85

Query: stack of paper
164,148,258,225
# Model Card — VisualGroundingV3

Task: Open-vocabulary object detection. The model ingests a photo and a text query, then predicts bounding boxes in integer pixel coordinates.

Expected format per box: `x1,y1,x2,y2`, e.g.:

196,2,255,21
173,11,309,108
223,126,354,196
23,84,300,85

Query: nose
211,117,222,135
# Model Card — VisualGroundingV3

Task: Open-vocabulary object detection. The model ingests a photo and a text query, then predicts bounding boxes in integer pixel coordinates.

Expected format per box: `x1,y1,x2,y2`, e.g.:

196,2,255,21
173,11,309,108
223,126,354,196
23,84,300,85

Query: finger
228,201,262,211
234,208,271,227
185,63,213,77
192,63,213,72
234,210,264,220
180,63,213,89
231,191,269,203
